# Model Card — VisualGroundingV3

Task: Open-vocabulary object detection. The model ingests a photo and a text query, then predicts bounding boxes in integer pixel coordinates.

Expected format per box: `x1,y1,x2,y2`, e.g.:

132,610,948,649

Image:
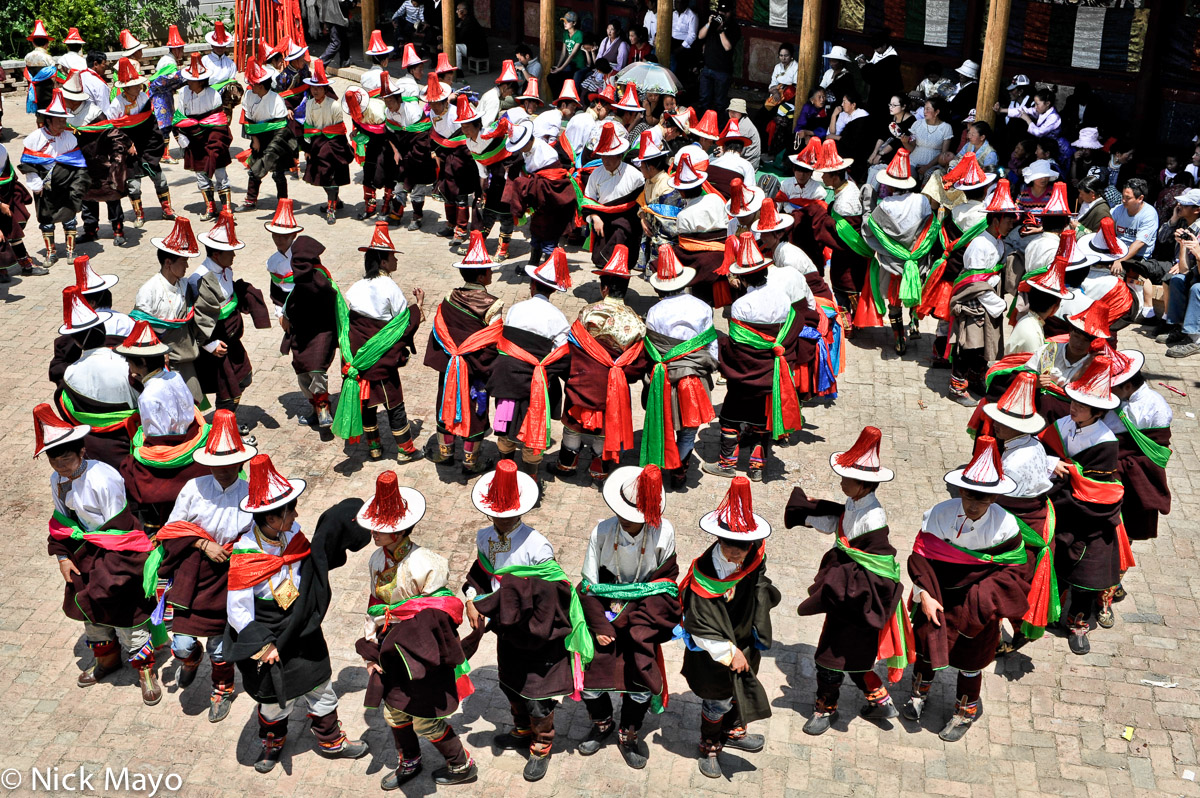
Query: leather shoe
522,753,550,782
432,761,478,785
139,668,163,706
77,659,121,687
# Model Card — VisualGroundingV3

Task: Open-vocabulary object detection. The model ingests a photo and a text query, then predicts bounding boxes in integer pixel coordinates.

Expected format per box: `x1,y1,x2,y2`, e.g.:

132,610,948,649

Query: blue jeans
1166,274,1200,334
677,427,699,461
172,633,226,663
701,696,734,722
698,68,732,115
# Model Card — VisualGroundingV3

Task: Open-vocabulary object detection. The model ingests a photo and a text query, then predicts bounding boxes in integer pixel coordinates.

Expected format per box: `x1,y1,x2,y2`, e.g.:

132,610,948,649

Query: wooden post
975,0,1012,128
540,0,555,84
796,0,823,99
444,0,457,67
656,0,671,67
362,0,376,56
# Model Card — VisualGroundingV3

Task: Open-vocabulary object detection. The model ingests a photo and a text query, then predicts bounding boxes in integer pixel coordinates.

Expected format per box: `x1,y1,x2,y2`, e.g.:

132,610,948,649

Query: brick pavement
1,84,1199,797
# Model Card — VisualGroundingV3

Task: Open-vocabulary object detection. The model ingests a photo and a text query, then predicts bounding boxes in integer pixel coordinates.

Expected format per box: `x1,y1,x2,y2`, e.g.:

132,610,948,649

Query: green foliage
190,6,235,41
0,0,37,62
0,0,209,60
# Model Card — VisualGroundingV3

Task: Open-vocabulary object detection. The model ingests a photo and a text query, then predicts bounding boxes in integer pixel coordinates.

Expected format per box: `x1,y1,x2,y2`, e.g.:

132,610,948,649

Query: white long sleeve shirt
581,517,675,585
469,523,556,596
167,475,252,546
227,523,305,632
52,460,127,532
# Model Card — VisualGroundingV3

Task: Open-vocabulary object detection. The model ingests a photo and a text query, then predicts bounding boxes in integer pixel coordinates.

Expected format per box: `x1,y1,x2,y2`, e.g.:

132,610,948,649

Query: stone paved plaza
2,85,1200,798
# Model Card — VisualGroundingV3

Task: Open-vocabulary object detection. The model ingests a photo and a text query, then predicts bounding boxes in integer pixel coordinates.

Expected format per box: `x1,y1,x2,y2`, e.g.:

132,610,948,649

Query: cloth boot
41,232,56,264
254,711,288,773
496,230,512,261
131,198,145,228
359,187,377,219
553,444,580,475
889,308,906,355
199,189,216,221
494,701,533,749
243,176,261,209
219,189,233,214
429,727,470,770
157,190,175,220
78,639,122,686
379,188,394,220
64,229,76,261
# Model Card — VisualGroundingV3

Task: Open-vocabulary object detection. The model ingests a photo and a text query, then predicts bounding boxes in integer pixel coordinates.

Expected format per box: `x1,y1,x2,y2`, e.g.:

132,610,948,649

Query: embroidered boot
112,220,126,247
381,722,422,789
430,436,455,464
408,199,425,231
378,189,393,221
901,674,931,721
578,717,615,755
697,714,724,778
524,713,555,782
254,713,288,773
617,700,651,769
802,695,838,736
208,661,236,723
241,177,260,211
131,198,146,228
493,702,533,750
721,707,764,752
41,233,57,265
174,646,203,688
429,727,477,784
78,640,122,687
889,308,907,355
948,375,976,408
325,198,337,225
357,188,377,220
1068,612,1091,655
495,231,512,262
64,230,77,262
860,685,899,720
199,190,217,222
136,662,162,706
393,426,426,464
311,710,369,759
437,202,457,237
157,190,176,220
462,444,491,476
1097,587,1117,629
314,396,333,428
551,445,580,477
218,189,234,216
937,696,980,742
364,425,383,461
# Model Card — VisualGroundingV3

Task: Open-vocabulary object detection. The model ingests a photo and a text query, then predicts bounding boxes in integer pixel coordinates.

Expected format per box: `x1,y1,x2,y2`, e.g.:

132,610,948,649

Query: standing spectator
994,74,1034,152
549,12,585,97
644,0,658,40
1020,88,1072,176
629,26,653,63
1060,82,1103,141
670,0,699,78
597,21,630,72
862,37,902,117
696,1,738,115
946,59,978,127
317,0,354,69
391,0,425,47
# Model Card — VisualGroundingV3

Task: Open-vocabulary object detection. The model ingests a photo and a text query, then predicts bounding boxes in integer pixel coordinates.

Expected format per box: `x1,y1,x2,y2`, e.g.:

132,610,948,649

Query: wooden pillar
362,0,376,56
540,1,555,85
796,0,823,98
975,0,1012,127
656,0,671,67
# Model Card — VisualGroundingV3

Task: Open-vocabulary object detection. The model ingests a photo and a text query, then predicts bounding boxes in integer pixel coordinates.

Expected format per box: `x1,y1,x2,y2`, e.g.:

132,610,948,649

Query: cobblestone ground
2,83,1200,798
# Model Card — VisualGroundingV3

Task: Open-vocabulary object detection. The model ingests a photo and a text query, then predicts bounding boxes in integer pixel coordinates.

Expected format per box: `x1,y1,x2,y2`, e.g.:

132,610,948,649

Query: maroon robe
423,286,501,439
1114,427,1171,540
280,238,339,375
357,603,467,717
717,316,802,425
119,421,210,529
158,526,232,637
348,305,424,410
1051,438,1123,590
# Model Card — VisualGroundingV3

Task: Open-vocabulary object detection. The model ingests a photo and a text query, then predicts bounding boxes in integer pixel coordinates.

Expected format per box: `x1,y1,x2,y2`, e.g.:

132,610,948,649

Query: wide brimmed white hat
943,436,1016,495
698,477,771,541
602,466,666,525
472,460,539,518
829,426,895,482
356,471,426,533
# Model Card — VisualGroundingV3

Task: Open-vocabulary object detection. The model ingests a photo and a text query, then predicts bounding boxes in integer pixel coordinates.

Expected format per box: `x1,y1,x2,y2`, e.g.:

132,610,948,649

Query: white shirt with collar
476,87,501,129
346,275,409,322
67,100,104,128
731,280,790,325
524,139,560,173
202,53,237,85
167,474,252,546
134,273,190,324
1103,383,1173,436
178,86,224,117
765,264,814,309
505,294,570,348
563,112,596,161
105,91,150,120
138,369,197,437
267,248,294,312
709,150,755,185
910,499,1018,603
227,523,305,632
1005,312,1045,356
646,293,719,360
779,176,826,203
243,89,288,122
360,65,385,95
79,70,110,110
64,348,138,407
676,193,728,234
830,180,863,217
470,522,556,595
962,230,1007,317
59,51,87,73
581,517,675,585
585,160,644,205
1002,434,1054,498
672,9,698,47
806,492,888,540
52,460,127,531
770,61,798,88
1054,416,1117,460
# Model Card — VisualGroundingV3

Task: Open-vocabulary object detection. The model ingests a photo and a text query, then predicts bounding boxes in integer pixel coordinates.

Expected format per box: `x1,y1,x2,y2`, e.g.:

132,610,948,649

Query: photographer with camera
697,1,739,116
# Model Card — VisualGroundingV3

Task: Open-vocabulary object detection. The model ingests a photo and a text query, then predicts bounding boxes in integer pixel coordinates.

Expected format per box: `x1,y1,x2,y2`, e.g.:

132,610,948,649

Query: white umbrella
614,62,682,96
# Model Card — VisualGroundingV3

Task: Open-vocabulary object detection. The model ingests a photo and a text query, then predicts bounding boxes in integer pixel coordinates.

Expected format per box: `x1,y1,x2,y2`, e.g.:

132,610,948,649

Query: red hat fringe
73,255,92,289
835,426,882,468
482,116,510,141
206,409,246,455
247,453,292,508
1070,353,1114,399
1099,217,1122,254
716,477,756,534
482,459,521,512
656,245,682,280
636,466,663,528
550,248,571,289
33,402,75,457
363,471,409,527
716,235,740,276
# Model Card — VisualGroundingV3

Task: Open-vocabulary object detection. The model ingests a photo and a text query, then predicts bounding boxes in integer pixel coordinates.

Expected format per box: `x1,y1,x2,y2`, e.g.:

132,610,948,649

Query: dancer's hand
919,592,943,627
